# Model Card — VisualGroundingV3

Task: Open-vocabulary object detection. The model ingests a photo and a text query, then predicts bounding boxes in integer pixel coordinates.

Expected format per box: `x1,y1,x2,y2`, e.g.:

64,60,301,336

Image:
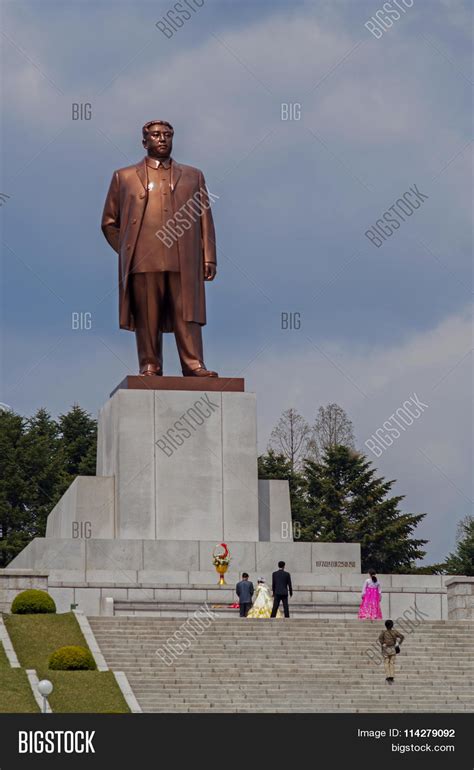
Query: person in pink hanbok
358,569,382,620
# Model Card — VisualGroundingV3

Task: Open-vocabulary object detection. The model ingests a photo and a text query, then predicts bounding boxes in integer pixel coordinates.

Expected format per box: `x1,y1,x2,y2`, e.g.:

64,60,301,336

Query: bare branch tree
311,403,355,456
268,408,312,470
456,514,473,544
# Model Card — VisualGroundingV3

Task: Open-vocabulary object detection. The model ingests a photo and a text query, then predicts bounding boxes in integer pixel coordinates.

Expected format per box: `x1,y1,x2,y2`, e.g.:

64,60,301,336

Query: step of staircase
89,617,473,713
113,599,359,617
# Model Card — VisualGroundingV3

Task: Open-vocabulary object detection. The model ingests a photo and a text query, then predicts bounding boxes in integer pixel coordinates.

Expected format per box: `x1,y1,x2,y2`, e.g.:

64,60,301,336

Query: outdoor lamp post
37,679,53,713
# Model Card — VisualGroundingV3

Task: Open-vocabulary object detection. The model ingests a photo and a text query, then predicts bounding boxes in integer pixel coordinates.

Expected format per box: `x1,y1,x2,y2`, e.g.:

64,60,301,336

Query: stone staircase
89,617,474,713
112,598,358,618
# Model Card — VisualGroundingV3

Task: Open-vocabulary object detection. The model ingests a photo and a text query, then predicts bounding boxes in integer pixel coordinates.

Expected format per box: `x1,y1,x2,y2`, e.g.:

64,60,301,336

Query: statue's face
142,123,173,158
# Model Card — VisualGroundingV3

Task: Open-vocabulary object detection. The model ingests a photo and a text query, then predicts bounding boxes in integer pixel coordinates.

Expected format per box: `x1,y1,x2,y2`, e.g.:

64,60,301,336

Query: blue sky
1,0,472,562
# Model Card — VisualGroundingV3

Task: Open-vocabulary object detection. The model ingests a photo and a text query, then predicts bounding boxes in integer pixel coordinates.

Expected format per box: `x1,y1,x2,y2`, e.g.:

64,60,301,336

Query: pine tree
0,410,31,566
0,408,64,565
258,449,293,480
443,517,474,575
0,404,98,566
58,404,97,475
258,449,307,531
19,408,64,540
300,445,427,572
57,405,97,495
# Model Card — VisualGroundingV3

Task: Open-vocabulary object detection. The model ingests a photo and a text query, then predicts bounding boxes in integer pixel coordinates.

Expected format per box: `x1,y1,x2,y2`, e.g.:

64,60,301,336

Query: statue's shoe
139,364,162,376
184,366,218,378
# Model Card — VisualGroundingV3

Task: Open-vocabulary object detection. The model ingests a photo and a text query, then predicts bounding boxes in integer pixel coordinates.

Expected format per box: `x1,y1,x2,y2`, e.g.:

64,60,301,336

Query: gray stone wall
9,537,360,585
0,570,49,613
3,558,465,622
46,572,453,619
446,577,474,620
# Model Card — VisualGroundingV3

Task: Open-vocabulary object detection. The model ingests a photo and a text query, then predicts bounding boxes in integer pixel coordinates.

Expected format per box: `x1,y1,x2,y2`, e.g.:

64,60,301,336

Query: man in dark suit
271,561,293,618
235,573,254,617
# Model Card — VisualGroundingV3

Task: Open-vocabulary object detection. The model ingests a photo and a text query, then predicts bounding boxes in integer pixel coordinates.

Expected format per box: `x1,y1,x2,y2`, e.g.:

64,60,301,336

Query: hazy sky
1,0,472,562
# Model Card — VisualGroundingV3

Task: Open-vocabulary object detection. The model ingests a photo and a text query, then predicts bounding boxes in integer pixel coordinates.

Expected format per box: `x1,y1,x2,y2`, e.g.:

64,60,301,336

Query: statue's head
142,120,174,159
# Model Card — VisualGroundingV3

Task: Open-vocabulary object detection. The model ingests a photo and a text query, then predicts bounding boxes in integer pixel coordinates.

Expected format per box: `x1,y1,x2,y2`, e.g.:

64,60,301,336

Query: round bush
48,645,96,671
11,589,56,615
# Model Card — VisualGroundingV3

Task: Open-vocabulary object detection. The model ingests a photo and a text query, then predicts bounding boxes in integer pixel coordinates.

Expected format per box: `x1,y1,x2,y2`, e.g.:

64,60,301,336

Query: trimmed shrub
11,589,56,615
48,645,96,671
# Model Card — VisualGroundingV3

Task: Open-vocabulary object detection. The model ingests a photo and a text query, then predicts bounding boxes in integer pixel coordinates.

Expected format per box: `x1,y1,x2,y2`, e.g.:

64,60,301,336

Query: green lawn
4,613,129,713
0,639,39,713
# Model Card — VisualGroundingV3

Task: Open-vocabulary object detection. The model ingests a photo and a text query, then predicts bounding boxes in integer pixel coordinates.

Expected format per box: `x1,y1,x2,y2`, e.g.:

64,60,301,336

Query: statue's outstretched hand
204,263,217,281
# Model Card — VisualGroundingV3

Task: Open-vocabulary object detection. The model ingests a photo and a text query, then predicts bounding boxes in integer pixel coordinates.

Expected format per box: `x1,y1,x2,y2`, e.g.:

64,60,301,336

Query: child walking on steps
379,619,404,684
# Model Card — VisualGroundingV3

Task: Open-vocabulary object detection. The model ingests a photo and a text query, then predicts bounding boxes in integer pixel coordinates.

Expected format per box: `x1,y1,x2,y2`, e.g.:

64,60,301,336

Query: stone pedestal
46,476,114,539
7,377,365,615
96,386,260,541
110,375,244,396
10,537,361,588
258,479,293,541
34,378,292,548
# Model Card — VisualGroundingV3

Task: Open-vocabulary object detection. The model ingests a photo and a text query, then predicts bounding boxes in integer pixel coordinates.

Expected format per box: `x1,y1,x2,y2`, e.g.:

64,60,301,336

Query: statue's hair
142,120,174,138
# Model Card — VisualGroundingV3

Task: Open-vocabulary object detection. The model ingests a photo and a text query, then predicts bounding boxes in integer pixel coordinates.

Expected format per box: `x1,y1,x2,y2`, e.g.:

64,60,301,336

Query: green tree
299,445,427,572
57,404,97,490
0,410,31,566
443,516,474,575
20,408,64,539
0,408,63,565
258,449,307,529
0,405,98,566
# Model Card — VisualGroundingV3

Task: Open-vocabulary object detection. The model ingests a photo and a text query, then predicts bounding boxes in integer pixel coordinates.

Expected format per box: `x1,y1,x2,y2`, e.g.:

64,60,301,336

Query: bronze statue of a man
101,120,218,377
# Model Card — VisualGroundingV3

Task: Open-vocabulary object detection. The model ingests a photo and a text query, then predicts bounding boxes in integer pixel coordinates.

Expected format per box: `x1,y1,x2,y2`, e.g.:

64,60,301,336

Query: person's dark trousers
239,602,251,617
271,594,290,618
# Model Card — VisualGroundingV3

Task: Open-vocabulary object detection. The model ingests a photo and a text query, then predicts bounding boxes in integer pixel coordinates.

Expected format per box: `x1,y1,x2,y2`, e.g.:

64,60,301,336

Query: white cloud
243,304,472,563
5,2,470,164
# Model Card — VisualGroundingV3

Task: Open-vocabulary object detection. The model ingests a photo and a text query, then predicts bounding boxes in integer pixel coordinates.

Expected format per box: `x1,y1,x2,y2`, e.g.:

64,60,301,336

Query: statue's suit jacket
101,157,216,332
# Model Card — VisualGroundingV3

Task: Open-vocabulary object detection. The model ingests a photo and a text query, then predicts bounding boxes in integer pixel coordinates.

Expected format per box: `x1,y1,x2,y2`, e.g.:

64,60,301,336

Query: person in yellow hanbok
247,578,282,619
